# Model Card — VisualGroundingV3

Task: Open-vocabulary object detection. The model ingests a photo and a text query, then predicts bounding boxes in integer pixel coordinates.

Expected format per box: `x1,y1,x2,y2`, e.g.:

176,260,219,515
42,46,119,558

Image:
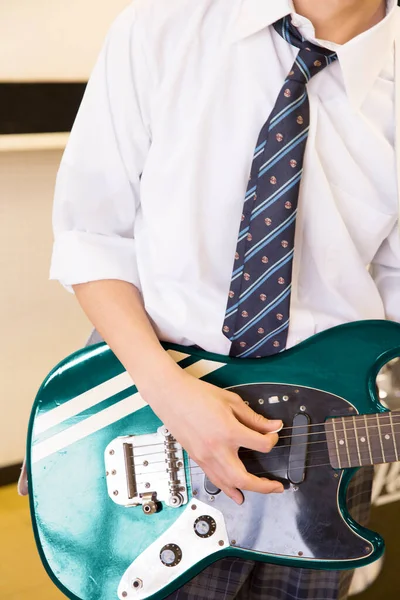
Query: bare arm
73,280,284,504
73,280,183,393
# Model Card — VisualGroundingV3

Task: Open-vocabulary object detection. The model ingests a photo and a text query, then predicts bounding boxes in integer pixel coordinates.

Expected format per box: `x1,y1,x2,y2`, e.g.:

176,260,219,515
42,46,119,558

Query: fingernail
273,484,284,493
269,420,283,433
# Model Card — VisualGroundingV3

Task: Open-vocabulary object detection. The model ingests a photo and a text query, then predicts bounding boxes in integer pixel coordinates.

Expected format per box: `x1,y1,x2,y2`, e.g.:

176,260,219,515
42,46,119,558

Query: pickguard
191,383,373,563
118,501,228,599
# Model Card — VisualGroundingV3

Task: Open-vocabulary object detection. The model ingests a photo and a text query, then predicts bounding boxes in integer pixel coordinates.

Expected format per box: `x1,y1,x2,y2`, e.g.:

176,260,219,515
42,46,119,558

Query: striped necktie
222,16,337,358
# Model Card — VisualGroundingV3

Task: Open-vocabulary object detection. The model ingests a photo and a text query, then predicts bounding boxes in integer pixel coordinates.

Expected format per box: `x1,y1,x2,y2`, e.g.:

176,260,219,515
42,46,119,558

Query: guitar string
186,442,387,474
279,411,400,432
132,419,400,457
129,425,400,479
134,458,375,485
134,443,328,471
133,448,397,480
187,457,383,478
132,421,400,468
132,424,400,469
240,419,400,444
189,462,347,477
135,437,328,463
124,411,400,483
129,413,400,450
132,432,399,480
128,418,400,462
132,438,329,475
134,451,395,483
195,426,400,465
134,434,325,459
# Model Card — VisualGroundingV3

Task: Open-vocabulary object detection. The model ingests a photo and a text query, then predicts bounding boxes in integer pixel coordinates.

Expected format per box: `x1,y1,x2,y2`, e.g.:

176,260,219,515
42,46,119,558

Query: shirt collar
230,0,399,110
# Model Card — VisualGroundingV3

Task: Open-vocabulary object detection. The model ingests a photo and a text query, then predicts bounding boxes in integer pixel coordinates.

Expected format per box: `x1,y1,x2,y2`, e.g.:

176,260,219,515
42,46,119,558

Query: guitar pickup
104,426,188,511
288,412,310,484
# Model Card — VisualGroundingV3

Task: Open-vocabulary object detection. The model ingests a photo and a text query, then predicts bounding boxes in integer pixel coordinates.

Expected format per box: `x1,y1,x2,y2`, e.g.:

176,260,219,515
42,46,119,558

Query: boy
42,0,400,598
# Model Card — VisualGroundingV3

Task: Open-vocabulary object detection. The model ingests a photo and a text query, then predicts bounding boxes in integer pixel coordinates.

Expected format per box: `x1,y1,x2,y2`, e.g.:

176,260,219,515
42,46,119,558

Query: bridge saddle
104,426,188,512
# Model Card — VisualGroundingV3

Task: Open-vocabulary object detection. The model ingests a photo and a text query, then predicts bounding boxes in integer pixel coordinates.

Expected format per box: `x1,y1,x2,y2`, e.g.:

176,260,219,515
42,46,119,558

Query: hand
142,370,284,504
17,458,28,496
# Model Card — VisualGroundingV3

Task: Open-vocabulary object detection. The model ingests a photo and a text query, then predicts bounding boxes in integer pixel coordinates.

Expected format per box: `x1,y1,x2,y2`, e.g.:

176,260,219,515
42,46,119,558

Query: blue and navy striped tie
223,17,337,358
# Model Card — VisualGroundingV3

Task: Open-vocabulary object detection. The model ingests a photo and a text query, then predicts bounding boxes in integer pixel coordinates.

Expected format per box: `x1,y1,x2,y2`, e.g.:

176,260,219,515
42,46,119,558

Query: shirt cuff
50,230,141,292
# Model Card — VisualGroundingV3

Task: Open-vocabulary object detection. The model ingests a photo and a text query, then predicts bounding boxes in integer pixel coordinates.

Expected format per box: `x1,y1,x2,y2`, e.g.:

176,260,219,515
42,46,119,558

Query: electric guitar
27,320,400,600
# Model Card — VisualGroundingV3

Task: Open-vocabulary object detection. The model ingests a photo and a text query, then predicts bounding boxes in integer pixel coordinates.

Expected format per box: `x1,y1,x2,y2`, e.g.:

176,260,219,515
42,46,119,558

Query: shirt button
296,338,302,344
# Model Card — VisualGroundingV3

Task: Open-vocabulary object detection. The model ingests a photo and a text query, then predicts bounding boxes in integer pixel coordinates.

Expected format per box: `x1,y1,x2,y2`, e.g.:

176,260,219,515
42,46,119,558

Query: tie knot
273,16,337,84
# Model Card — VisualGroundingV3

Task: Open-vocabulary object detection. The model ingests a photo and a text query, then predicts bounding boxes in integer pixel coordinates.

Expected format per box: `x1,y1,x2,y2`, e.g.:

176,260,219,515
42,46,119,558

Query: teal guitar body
27,320,400,600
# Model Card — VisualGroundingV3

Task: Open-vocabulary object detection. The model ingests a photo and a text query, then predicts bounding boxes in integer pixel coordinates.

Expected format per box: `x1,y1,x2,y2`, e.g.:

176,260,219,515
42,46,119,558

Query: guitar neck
325,410,400,469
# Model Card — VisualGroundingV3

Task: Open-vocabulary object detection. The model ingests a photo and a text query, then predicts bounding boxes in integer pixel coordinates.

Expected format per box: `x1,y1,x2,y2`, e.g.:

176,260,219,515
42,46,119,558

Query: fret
394,412,400,460
376,414,386,463
378,413,397,464
325,412,400,470
332,417,344,468
364,414,373,464
353,416,373,467
355,413,399,466
343,416,361,468
365,414,386,464
342,417,352,467
325,418,341,469
334,418,351,468
352,416,362,466
389,413,399,462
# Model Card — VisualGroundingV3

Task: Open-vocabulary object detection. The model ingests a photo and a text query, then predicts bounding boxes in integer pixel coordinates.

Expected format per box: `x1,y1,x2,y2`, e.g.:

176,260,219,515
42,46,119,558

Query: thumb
236,402,283,434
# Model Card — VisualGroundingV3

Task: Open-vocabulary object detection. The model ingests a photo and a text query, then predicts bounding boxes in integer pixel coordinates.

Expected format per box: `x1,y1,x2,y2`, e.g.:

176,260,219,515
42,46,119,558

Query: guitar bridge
104,426,188,512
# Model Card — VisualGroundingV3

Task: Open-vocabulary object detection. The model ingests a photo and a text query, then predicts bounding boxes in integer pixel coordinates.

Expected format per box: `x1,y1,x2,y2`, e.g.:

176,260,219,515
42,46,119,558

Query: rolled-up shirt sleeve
50,3,152,291
370,220,400,323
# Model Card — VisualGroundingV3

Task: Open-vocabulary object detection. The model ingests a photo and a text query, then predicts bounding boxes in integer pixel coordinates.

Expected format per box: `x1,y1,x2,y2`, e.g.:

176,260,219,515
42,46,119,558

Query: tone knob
193,515,217,538
160,543,182,567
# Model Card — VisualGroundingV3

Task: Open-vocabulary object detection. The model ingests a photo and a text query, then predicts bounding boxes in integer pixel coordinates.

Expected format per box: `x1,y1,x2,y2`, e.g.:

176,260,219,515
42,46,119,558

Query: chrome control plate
104,426,188,509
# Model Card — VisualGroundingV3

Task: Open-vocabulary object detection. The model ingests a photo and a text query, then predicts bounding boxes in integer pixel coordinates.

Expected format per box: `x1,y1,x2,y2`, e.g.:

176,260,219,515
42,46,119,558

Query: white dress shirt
50,0,400,355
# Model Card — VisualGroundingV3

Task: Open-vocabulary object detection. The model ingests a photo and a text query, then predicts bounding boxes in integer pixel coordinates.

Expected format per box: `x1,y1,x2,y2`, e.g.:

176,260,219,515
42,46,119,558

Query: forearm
71,280,283,503
72,280,183,396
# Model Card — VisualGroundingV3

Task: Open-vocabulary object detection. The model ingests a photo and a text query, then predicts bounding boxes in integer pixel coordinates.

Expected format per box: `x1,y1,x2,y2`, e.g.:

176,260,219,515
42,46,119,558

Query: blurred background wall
0,0,128,81
0,0,129,473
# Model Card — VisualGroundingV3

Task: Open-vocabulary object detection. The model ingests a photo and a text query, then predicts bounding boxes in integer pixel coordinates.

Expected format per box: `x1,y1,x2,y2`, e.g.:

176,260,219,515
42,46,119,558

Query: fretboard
325,411,400,469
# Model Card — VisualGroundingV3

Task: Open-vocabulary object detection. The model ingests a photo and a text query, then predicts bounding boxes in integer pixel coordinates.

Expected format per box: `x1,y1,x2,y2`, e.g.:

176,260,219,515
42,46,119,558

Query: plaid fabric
165,467,374,600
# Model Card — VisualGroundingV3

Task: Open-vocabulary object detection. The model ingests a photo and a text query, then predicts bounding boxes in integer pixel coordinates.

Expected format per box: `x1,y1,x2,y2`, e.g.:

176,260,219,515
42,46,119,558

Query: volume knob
194,515,217,538
160,543,182,567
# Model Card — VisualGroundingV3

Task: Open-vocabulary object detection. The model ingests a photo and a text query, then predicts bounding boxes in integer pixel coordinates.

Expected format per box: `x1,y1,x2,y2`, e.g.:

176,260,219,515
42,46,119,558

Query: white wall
0,0,130,81
0,1,131,468
0,149,92,468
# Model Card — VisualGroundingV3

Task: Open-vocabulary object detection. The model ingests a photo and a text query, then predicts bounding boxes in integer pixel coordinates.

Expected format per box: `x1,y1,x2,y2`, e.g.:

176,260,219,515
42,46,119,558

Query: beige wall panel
0,149,92,468
0,0,130,82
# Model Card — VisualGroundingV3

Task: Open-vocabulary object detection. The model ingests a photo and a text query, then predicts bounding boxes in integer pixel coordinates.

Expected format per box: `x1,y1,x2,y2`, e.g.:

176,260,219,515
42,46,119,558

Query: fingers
222,486,244,505
201,467,244,505
17,458,29,496
226,456,284,495
203,452,284,506
239,472,284,494
237,424,280,453
216,471,283,504
232,398,282,434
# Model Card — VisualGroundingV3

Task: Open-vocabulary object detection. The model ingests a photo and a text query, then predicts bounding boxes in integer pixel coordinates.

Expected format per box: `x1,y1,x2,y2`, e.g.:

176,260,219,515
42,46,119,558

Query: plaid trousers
165,467,373,600
86,331,373,600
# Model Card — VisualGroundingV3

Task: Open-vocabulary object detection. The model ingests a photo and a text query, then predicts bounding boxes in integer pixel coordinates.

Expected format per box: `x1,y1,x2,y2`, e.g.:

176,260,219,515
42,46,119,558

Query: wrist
129,348,185,399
